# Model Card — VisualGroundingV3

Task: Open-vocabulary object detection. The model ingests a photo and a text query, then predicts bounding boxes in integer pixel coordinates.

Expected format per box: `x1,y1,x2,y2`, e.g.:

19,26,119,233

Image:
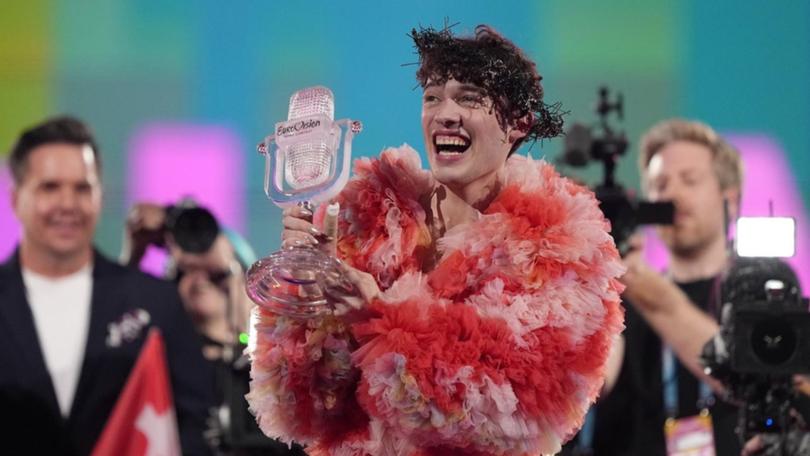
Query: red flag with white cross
91,329,181,456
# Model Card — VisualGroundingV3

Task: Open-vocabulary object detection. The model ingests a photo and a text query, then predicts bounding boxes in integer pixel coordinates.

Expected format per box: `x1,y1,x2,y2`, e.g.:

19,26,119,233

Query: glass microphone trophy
246,86,362,318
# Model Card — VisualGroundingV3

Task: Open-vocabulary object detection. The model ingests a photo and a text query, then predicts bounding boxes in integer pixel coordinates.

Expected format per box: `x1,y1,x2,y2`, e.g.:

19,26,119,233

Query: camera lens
167,206,219,254
750,316,797,366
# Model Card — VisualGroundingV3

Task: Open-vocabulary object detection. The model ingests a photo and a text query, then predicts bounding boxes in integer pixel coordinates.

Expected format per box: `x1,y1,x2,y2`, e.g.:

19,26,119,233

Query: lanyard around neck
662,345,714,418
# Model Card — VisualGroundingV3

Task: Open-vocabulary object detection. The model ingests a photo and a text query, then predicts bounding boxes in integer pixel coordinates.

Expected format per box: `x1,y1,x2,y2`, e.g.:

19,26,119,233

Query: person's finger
323,275,363,305
281,230,318,244
126,209,142,225
137,205,166,229
741,435,764,456
618,233,643,257
126,208,144,229
326,292,364,315
338,262,376,302
321,203,339,255
280,230,318,248
793,374,810,396
627,232,645,249
282,205,313,222
331,302,353,317
281,238,308,249
282,215,322,236
281,227,318,240
323,272,355,295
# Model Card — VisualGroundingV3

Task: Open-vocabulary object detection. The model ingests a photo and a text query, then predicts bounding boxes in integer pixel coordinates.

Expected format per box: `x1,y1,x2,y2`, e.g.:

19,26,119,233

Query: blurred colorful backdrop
2,1,809,285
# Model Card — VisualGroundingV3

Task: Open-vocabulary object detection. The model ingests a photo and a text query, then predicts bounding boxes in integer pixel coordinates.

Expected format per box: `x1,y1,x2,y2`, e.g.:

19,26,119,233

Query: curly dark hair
411,24,564,154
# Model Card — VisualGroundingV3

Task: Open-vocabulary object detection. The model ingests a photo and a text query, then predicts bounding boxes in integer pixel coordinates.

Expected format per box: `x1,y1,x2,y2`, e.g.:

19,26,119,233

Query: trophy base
245,247,344,319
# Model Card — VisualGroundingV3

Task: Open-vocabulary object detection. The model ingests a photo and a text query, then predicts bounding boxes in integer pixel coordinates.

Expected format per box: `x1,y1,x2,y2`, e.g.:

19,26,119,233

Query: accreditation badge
664,410,715,456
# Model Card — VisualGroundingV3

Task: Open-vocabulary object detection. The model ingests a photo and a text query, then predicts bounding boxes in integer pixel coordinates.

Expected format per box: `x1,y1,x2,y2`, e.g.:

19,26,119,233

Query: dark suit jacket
0,249,214,455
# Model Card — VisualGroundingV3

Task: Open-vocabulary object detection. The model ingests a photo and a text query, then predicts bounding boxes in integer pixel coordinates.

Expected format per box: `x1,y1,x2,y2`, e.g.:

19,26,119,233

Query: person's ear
508,113,532,144
723,187,741,221
11,187,18,214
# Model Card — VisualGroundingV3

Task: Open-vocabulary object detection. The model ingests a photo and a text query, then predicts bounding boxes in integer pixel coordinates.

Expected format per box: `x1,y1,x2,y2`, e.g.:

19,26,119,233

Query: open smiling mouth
434,135,471,156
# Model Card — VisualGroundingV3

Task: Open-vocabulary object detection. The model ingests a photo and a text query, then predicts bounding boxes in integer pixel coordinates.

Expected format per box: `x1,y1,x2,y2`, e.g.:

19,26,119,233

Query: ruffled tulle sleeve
246,311,371,450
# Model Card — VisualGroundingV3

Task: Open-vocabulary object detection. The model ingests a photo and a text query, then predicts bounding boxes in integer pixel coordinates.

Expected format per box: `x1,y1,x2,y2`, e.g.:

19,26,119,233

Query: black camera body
717,257,810,377
164,200,220,254
729,300,810,376
560,87,673,253
702,257,810,450
594,185,674,256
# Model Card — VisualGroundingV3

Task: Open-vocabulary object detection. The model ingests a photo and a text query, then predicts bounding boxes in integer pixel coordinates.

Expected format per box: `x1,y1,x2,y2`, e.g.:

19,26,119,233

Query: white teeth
434,135,470,147
438,151,464,156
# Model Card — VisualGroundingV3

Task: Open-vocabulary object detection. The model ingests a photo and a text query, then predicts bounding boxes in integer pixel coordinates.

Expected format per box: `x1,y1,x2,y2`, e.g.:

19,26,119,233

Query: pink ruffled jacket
247,145,625,456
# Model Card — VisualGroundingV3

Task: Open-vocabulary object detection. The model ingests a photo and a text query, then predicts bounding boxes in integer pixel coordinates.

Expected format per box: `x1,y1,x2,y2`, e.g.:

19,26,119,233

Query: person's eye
173,270,186,284
40,182,59,192
457,94,484,108
650,179,667,194
208,269,232,287
423,94,440,105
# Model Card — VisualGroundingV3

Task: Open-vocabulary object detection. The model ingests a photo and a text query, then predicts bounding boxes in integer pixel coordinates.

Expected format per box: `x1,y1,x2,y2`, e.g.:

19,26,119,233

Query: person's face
12,143,102,261
172,235,235,323
644,140,738,257
421,78,525,191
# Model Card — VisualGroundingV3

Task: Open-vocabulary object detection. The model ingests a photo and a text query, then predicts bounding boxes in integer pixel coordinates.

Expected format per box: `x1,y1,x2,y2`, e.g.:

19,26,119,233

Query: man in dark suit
0,116,214,455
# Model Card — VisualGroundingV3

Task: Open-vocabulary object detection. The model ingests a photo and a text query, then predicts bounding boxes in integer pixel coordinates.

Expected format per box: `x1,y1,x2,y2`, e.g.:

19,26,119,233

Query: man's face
644,140,737,257
12,143,102,261
421,78,524,190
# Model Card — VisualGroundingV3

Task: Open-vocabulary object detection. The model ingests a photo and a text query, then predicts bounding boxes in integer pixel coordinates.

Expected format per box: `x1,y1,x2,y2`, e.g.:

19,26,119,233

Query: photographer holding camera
122,202,252,358
608,119,810,456
550,94,810,456
121,201,304,455
592,119,742,455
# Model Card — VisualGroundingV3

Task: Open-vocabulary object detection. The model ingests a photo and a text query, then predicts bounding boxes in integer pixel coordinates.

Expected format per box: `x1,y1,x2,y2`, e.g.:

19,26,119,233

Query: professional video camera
559,87,673,253
701,218,810,455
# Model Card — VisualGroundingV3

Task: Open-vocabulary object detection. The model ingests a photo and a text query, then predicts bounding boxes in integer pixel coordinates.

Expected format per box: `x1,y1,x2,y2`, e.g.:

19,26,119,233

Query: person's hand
280,205,335,255
619,233,679,312
794,374,810,396
324,261,380,317
620,233,725,393
742,434,767,456
281,204,378,315
742,430,810,456
126,203,167,246
121,203,168,266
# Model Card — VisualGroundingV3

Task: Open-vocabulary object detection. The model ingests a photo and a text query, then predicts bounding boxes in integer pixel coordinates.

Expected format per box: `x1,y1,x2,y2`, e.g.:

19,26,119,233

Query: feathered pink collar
332,144,624,297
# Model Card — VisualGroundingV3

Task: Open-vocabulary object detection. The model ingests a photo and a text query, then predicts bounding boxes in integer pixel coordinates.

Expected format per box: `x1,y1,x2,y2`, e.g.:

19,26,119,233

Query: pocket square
106,308,151,348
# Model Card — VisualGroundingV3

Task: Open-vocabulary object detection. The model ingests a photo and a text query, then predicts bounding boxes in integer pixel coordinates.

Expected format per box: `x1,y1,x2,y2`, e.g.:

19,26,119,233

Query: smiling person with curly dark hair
247,24,624,456
412,24,564,153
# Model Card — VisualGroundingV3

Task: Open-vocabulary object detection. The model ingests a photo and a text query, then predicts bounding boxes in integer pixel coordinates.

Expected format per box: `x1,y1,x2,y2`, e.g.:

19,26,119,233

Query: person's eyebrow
457,84,486,94
679,167,702,178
